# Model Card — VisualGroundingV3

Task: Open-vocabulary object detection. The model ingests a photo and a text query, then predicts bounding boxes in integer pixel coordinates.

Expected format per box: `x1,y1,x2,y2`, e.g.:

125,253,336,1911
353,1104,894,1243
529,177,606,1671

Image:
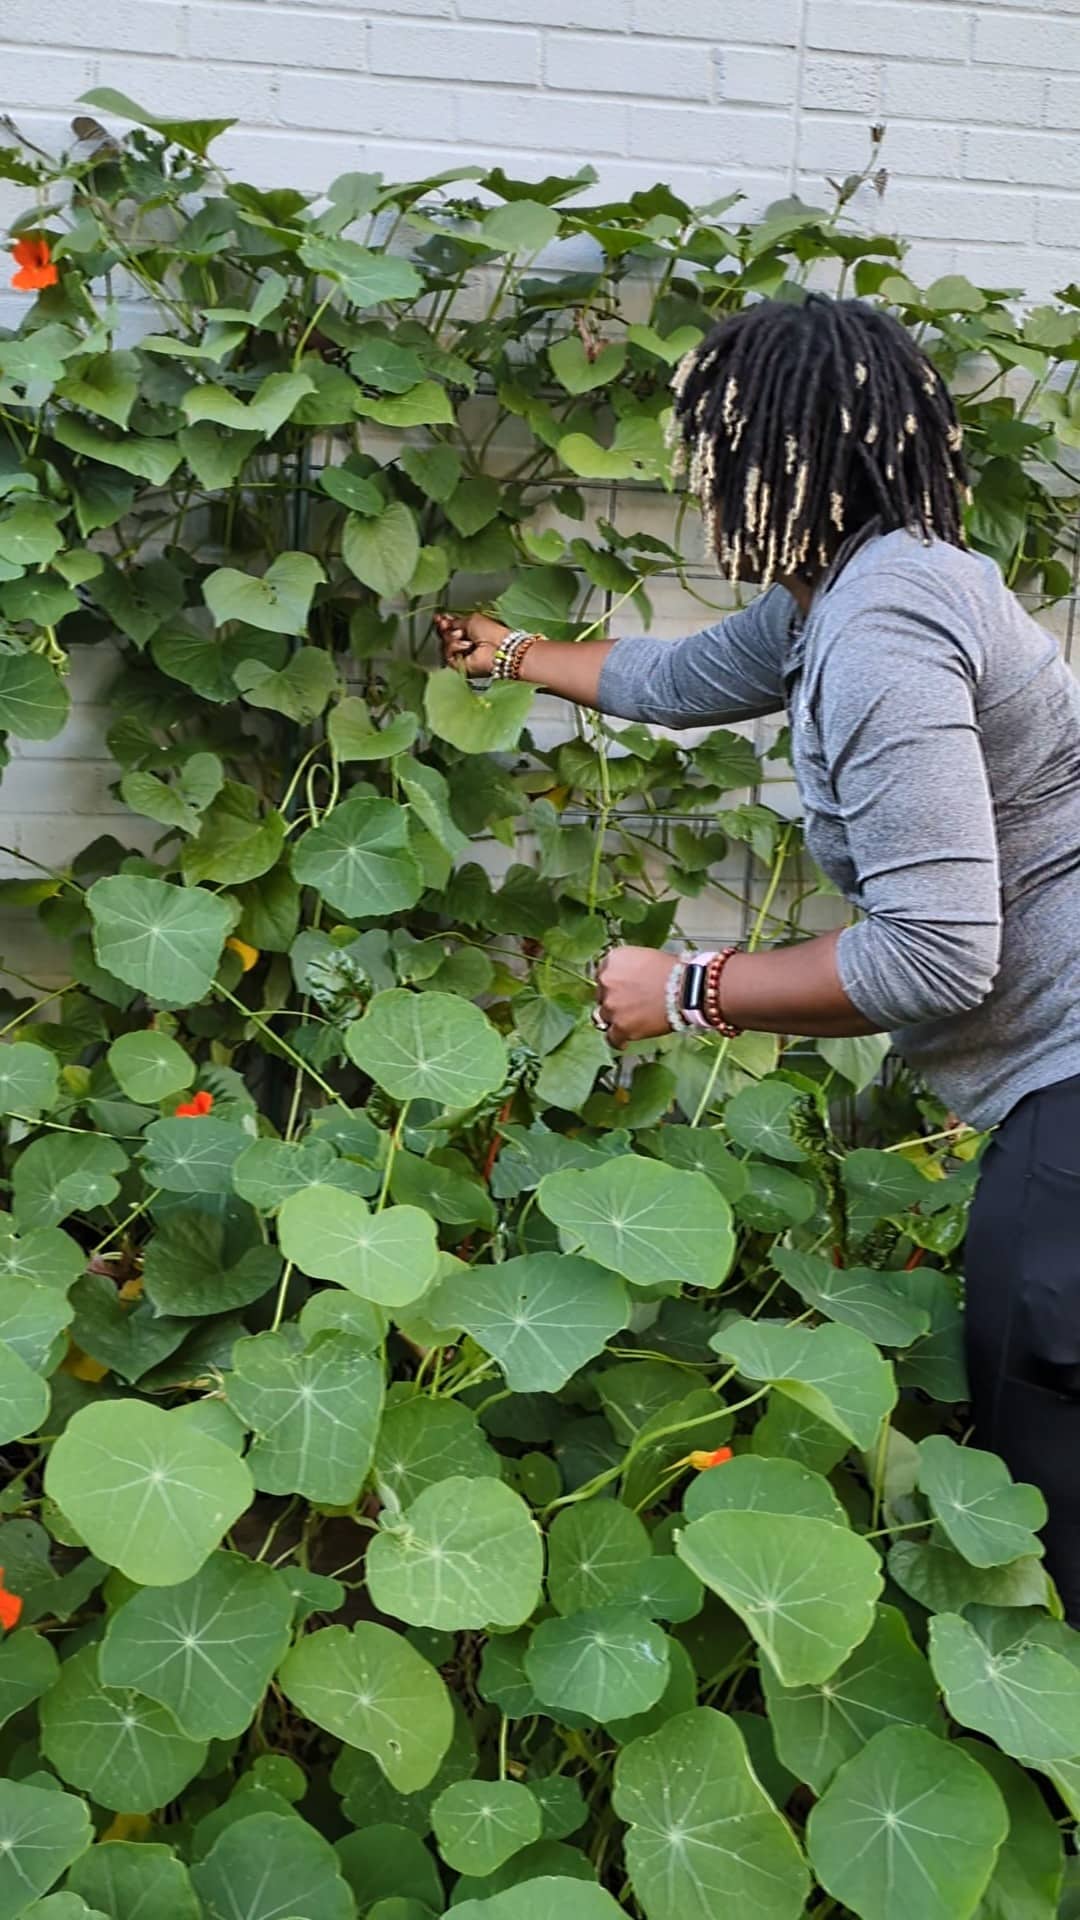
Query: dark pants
965,1072,1080,1623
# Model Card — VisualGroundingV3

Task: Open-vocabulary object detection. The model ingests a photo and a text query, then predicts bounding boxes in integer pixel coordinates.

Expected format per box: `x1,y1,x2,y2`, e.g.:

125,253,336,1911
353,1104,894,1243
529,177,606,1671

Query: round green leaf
374,1395,500,1507
0,652,70,740
227,1329,384,1502
889,1538,1052,1615
278,1621,453,1792
424,668,535,754
807,1724,1009,1920
67,1841,200,1920
367,1477,543,1630
346,990,508,1109
711,1316,897,1450
87,876,234,1006
454,1883,622,1920
547,1499,652,1615
278,1186,437,1308
0,1227,84,1292
683,1452,848,1527
0,1779,91,1916
204,552,325,635
614,1706,810,1920
723,1081,806,1162
428,1253,629,1393
142,1211,280,1318
328,697,418,762
342,501,420,598
12,1133,128,1230
40,1646,207,1812
928,1611,1080,1761
45,1400,254,1586
433,1781,542,1876
191,1812,353,1920
299,234,422,305
762,1604,943,1794
106,1031,194,1104
0,1274,72,1372
676,1509,883,1685
0,1042,58,1118
958,1739,1065,1920
917,1435,1047,1568
0,1339,49,1442
525,1607,670,1722
233,1137,345,1211
292,794,422,919
336,1824,444,1911
100,1551,293,1739
0,1628,60,1731
139,1119,249,1197
538,1157,735,1291
772,1249,930,1348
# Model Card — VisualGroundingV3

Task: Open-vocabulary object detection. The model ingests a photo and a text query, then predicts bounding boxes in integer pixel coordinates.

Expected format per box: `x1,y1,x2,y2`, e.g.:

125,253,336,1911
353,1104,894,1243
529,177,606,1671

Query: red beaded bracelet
704,947,743,1038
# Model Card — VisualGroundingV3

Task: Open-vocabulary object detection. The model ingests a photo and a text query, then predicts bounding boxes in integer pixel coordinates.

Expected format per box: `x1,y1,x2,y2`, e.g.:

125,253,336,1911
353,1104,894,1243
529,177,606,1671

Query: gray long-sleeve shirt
597,525,1080,1128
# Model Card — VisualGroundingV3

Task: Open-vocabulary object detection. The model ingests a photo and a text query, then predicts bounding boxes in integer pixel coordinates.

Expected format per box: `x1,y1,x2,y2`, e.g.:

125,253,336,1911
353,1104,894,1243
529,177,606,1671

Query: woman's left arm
597,578,1003,1045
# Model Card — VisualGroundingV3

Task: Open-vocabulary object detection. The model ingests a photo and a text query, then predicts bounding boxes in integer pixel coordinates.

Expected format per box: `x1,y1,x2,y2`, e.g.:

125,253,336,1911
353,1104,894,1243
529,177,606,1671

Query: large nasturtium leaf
762,1604,944,1794
233,1137,354,1211
428,1253,629,1393
278,1185,437,1308
0,1042,58,1118
917,1435,1047,1567
292,794,423,919
525,1607,670,1722
0,1779,92,1916
959,1740,1065,1920
142,1211,280,1318
346,990,508,1109
433,1780,542,1877
227,1329,384,1503
45,1400,253,1586
40,1646,207,1812
614,1707,810,1920
139,1119,249,1197
0,1628,59,1731
889,1538,1052,1615
683,1452,847,1527
928,1611,1080,1761
67,1841,200,1920
106,1030,194,1104
454,1883,623,1920
0,1340,49,1443
367,1477,543,1629
278,1621,453,1792
676,1510,882,1686
22,1897,105,1920
0,652,70,739
771,1249,930,1348
807,1725,1008,1920
342,499,420,597
424,668,535,754
0,1226,84,1293
374,1395,500,1506
12,1133,128,1230
0,1270,71,1371
100,1551,293,1740
191,1811,353,1920
711,1317,897,1450
547,1499,652,1615
87,876,234,1005
335,1824,444,1911
537,1157,734,1291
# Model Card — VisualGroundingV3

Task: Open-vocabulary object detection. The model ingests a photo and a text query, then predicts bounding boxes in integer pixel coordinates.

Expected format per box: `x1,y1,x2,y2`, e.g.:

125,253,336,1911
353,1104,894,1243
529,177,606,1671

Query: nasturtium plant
0,100,1077,1917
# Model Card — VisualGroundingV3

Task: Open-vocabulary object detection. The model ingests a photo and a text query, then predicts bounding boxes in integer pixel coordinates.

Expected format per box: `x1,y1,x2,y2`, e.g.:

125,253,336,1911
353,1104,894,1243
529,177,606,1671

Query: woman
436,293,1080,1620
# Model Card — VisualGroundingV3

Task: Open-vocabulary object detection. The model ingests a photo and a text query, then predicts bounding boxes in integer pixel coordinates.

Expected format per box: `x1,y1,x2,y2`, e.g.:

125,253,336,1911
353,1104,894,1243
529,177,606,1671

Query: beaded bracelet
664,960,690,1033
491,630,538,681
704,946,743,1038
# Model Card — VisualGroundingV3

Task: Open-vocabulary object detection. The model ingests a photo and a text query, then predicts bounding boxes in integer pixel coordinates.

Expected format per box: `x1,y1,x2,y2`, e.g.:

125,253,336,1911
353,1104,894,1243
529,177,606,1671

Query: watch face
681,961,706,1014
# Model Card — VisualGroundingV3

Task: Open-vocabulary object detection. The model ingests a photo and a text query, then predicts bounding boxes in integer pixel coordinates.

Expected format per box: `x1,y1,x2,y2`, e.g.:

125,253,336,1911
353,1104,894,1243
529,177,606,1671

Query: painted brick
460,0,630,26
0,0,184,53
216,126,372,190
95,53,279,121
278,72,440,135
808,0,972,60
975,9,1080,69
799,115,963,180
1036,195,1080,249
1045,74,1080,126
187,3,367,68
801,54,881,114
883,180,1035,243
884,60,1044,124
544,34,711,99
0,48,97,105
718,47,799,107
631,105,796,170
454,88,629,156
966,127,1080,185
369,20,540,84
631,0,801,44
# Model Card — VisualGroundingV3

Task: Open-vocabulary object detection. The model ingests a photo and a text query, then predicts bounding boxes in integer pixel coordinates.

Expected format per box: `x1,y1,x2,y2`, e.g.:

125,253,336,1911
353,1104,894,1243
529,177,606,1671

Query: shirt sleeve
823,571,1004,1030
596,584,791,727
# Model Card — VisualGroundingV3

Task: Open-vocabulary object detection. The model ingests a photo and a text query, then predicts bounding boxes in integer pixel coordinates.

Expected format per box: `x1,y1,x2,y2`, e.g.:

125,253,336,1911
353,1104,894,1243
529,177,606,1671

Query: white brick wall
4,0,1080,976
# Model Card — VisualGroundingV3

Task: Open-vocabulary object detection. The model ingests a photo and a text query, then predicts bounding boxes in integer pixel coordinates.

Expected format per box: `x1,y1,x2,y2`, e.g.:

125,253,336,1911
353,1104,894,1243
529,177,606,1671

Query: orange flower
687,1446,734,1471
226,937,260,973
0,1570,22,1631
10,236,58,292
176,1090,213,1118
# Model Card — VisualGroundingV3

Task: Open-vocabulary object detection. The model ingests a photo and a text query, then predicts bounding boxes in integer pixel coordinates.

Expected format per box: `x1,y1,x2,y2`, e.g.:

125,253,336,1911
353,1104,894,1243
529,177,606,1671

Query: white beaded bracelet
664,959,690,1033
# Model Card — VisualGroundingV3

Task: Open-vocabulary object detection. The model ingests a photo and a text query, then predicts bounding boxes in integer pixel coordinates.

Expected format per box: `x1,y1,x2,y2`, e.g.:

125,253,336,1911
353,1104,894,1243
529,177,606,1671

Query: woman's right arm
435,590,790,726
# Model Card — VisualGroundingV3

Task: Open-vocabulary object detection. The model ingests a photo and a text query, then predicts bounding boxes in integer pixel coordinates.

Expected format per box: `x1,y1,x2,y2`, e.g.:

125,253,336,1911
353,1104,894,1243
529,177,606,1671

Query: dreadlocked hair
670,293,970,590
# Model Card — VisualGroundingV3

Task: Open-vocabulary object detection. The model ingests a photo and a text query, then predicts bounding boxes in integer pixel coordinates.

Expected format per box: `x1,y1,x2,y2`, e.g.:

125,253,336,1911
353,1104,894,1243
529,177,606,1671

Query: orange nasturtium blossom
176,1089,214,1118
686,1446,734,1471
226,936,260,972
0,1570,22,1631
10,235,58,291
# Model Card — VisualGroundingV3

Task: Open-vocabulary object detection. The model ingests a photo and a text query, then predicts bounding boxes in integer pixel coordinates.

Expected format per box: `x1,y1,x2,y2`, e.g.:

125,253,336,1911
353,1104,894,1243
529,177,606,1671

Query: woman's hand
595,945,677,1048
434,610,510,677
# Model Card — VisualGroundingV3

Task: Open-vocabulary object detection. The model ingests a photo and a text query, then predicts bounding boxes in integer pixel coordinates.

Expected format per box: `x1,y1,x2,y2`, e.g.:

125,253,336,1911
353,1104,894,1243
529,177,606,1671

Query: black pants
965,1072,1080,1622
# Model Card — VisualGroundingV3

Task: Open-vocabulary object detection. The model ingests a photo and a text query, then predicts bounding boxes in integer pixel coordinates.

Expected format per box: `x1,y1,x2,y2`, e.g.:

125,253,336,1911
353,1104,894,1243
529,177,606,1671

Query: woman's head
670,293,969,589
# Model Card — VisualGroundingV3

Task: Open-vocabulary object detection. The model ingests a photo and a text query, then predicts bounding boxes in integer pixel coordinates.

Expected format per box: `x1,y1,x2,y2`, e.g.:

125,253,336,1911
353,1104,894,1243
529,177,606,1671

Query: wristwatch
679,952,719,1031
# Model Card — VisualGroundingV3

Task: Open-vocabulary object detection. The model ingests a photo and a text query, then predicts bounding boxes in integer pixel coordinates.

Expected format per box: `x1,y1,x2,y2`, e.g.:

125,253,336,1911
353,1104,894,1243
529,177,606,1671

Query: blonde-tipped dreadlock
669,293,969,589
